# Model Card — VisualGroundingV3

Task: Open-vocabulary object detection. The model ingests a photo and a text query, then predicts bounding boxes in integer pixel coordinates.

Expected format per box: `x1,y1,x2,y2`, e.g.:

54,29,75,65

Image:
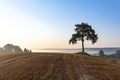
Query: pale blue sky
0,0,120,50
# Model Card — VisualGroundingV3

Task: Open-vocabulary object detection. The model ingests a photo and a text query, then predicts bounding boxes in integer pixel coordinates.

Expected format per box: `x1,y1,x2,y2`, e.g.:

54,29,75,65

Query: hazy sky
0,0,120,50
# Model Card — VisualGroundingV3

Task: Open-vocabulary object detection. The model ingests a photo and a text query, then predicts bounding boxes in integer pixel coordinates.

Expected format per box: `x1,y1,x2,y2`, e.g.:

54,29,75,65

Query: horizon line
33,47,120,50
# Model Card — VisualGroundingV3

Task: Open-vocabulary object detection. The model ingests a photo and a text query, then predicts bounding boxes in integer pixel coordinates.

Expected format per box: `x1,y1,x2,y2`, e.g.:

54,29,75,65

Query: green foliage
69,23,98,44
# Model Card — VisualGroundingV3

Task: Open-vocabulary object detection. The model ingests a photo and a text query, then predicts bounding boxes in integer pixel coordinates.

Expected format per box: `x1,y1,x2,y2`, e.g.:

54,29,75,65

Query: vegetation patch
75,52,90,56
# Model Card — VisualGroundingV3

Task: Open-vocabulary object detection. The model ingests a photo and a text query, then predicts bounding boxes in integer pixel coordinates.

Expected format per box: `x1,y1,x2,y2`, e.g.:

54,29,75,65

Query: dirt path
64,55,100,80
46,55,70,80
0,53,120,80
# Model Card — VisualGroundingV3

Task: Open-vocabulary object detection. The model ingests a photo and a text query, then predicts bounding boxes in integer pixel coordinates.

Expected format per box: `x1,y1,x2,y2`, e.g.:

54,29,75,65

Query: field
0,53,120,80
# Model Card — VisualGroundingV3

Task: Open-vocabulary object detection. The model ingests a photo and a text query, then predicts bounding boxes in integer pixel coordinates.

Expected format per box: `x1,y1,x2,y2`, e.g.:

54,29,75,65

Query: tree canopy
69,23,98,52
0,43,32,54
3,44,23,53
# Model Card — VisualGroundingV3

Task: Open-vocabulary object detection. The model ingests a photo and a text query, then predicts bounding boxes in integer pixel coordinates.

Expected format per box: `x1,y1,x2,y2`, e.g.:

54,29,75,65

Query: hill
0,53,120,80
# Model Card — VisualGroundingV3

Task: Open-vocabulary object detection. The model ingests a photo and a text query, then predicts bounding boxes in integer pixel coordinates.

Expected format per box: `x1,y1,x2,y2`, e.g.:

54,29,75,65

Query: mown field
0,53,120,80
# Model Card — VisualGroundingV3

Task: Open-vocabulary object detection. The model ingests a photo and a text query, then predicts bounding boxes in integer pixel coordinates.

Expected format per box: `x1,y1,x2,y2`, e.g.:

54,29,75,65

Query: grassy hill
0,53,120,80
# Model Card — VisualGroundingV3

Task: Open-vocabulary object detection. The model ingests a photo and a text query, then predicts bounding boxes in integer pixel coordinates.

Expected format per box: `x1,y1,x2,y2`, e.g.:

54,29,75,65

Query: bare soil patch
0,53,120,80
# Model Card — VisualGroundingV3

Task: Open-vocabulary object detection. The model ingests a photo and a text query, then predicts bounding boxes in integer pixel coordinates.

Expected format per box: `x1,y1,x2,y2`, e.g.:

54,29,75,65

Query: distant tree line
0,44,32,54
99,50,120,59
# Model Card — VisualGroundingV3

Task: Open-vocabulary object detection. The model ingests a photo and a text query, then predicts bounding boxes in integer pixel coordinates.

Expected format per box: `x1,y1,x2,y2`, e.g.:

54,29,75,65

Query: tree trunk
82,37,84,53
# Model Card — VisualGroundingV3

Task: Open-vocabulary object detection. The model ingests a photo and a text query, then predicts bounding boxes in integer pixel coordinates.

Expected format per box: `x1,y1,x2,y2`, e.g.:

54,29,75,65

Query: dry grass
0,53,120,80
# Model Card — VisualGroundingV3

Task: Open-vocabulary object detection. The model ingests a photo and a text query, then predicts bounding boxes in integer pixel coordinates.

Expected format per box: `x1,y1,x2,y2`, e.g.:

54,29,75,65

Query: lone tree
69,23,98,53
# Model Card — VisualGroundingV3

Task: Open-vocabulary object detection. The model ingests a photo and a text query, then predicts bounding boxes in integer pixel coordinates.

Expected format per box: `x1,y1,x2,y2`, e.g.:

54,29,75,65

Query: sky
0,0,120,50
